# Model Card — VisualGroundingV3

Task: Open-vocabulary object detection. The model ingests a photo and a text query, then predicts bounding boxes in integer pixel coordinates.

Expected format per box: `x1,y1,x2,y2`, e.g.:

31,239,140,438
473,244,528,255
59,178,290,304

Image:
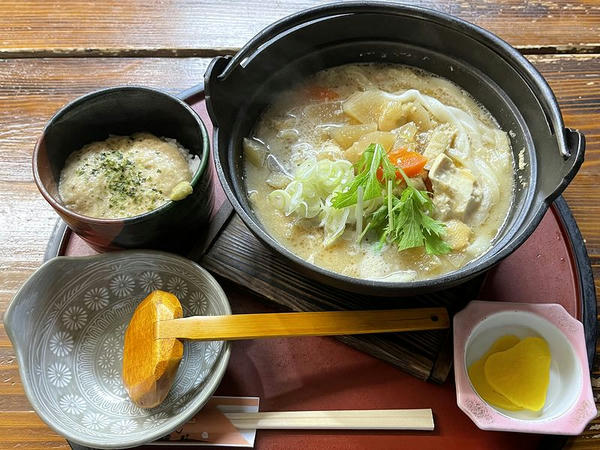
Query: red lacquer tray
47,86,596,450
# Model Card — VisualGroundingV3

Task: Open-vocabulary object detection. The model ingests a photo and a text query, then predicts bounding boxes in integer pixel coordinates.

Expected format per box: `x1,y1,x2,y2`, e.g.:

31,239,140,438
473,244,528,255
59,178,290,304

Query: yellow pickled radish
468,335,522,411
484,337,551,411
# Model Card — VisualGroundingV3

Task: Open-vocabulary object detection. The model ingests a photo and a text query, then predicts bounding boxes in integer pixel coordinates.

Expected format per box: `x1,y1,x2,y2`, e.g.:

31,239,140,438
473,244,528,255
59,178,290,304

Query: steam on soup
244,64,514,282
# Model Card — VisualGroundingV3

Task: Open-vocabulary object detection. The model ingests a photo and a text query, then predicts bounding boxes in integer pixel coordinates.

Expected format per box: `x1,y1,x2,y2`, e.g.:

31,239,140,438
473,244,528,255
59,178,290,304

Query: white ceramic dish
454,301,596,434
4,250,231,449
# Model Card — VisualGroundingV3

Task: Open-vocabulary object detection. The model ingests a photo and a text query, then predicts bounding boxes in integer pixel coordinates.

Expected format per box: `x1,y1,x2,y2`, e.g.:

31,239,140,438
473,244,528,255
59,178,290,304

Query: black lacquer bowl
33,86,213,252
205,2,584,296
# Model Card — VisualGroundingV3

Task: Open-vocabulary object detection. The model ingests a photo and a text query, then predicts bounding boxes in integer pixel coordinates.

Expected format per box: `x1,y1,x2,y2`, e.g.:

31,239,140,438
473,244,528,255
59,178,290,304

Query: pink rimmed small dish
454,301,596,435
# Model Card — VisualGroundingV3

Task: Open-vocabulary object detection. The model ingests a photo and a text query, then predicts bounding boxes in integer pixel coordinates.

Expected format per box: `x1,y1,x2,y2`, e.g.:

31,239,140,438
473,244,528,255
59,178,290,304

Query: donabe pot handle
204,55,234,128
544,128,585,203
216,3,358,80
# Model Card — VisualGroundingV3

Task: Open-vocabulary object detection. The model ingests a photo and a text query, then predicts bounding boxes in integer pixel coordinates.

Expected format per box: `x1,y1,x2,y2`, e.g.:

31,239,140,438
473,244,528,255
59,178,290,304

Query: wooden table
0,1,598,448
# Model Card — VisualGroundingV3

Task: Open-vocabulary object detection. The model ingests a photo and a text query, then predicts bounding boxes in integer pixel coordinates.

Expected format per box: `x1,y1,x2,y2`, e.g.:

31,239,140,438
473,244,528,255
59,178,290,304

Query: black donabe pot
205,2,584,296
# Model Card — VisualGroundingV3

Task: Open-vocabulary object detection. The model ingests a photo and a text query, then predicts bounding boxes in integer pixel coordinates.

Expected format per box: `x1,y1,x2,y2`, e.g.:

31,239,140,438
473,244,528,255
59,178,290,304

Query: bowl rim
32,85,210,225
452,301,597,434
3,250,231,449
208,1,567,293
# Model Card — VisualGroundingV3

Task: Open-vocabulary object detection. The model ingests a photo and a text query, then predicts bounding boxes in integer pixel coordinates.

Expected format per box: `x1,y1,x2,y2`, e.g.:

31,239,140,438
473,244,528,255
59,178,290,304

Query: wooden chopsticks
224,409,434,430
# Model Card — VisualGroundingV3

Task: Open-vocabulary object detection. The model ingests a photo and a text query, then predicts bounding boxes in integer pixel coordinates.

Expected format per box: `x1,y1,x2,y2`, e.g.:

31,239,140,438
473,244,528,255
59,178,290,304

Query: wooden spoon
123,290,448,408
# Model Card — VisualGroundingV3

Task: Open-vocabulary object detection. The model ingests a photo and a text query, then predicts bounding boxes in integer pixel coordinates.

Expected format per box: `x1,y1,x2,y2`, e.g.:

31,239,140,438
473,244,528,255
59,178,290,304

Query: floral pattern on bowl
453,301,596,435
4,250,231,449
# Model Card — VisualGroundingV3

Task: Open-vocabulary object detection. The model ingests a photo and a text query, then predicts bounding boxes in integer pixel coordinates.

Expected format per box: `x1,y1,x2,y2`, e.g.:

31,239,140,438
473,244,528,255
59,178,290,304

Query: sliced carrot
389,149,428,178
387,148,407,165
376,148,428,182
305,85,339,101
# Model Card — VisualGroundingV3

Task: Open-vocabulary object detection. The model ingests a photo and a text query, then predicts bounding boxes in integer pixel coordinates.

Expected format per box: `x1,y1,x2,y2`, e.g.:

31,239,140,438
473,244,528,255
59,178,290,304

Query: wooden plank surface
0,0,599,448
0,412,65,447
0,0,599,57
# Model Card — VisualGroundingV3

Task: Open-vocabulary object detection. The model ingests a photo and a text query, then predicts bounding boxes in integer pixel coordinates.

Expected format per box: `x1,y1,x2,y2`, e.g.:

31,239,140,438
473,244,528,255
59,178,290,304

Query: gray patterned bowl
3,250,231,449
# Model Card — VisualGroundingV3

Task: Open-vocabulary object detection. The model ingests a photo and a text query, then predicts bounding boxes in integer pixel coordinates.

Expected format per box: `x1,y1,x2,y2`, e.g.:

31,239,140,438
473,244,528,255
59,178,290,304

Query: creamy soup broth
244,64,514,281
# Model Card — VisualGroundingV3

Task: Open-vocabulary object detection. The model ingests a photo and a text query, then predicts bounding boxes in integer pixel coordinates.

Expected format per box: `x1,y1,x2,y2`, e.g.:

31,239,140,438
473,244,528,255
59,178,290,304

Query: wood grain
159,308,449,340
0,412,64,446
123,291,184,409
224,409,435,430
0,58,211,183
0,0,598,57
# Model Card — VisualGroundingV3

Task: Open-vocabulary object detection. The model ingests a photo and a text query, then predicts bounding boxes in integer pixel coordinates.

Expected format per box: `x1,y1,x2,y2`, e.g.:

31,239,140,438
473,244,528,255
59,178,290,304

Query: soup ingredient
59,132,198,219
332,144,394,208
423,124,456,168
331,123,377,148
377,148,428,180
269,158,354,218
331,143,450,255
444,220,472,251
468,335,522,411
244,63,514,281
345,131,395,163
381,101,432,131
428,154,486,226
343,90,391,124
243,137,269,167
389,149,427,177
484,337,551,411
378,175,450,255
268,158,355,246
